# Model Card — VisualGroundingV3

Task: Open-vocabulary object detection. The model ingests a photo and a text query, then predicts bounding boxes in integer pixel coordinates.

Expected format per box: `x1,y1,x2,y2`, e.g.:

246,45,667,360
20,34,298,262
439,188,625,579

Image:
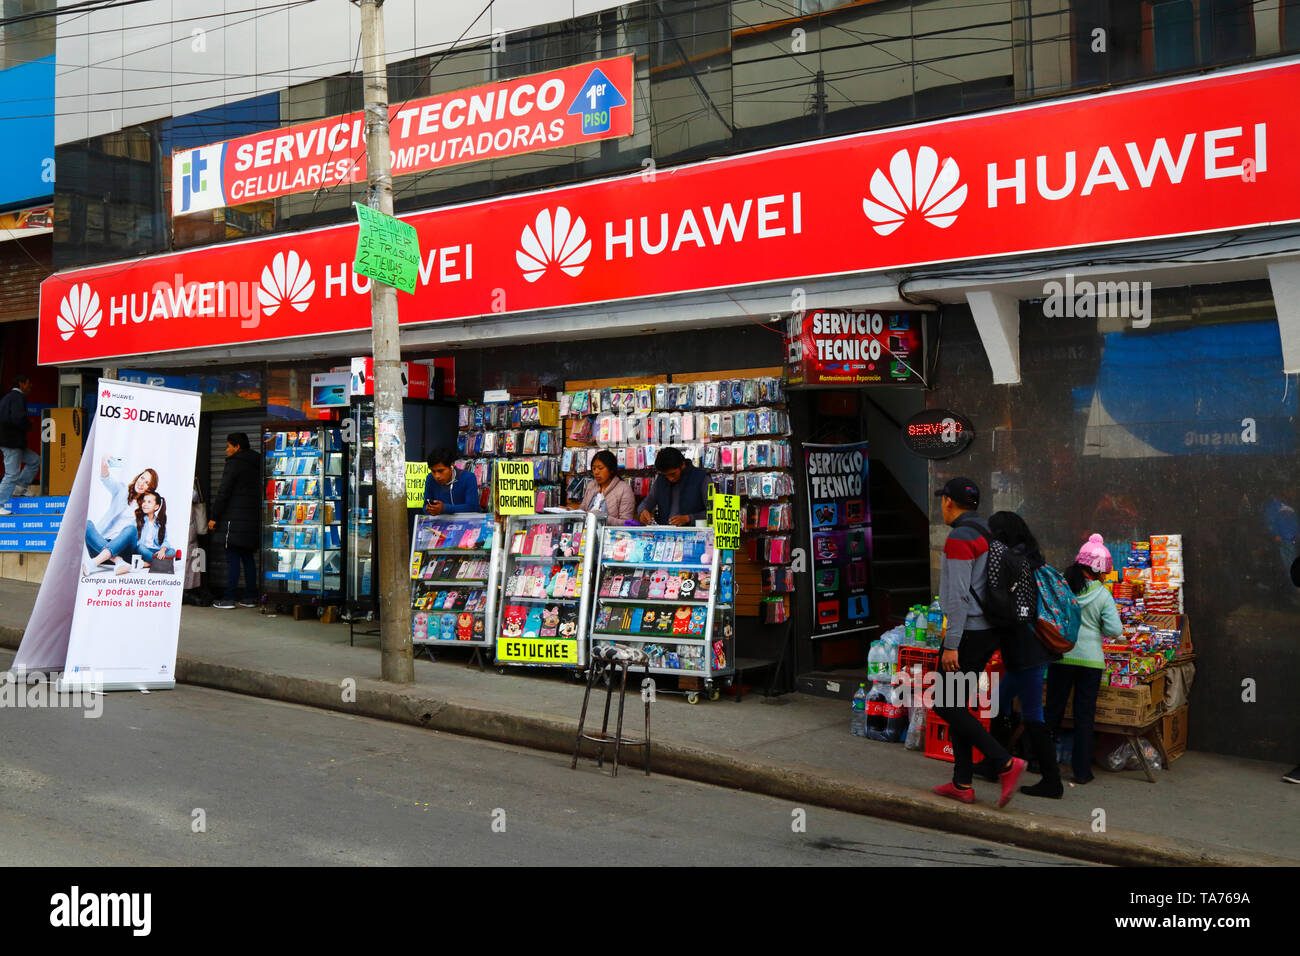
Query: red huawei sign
38,60,1300,365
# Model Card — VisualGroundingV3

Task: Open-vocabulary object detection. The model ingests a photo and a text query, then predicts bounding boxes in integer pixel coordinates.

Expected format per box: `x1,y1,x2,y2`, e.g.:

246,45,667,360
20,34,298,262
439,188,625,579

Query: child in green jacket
1042,534,1122,785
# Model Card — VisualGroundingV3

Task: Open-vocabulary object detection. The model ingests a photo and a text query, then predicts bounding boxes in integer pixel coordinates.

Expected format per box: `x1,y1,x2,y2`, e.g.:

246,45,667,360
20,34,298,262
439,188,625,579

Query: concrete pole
359,0,413,683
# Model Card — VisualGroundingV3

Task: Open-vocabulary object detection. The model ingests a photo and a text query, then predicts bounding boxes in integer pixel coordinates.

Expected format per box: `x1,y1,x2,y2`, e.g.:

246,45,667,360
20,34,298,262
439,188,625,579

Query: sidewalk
1,577,1295,866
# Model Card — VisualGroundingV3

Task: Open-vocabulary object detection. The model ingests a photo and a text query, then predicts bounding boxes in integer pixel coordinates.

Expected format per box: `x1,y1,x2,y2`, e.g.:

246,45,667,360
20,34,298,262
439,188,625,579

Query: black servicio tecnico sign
902,409,975,459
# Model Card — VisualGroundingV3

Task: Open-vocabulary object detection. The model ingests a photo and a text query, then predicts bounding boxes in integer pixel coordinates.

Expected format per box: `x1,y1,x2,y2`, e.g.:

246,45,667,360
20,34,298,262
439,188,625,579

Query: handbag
189,476,207,534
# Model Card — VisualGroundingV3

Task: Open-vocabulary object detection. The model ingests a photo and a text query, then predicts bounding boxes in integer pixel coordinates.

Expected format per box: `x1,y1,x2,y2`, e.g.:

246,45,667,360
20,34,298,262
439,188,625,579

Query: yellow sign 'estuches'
710,493,742,551
495,459,536,514
496,638,579,665
405,462,429,509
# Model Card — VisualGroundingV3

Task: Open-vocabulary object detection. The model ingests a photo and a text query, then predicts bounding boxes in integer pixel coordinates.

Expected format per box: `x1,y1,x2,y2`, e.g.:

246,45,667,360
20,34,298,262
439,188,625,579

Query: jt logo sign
172,145,226,215
180,152,208,212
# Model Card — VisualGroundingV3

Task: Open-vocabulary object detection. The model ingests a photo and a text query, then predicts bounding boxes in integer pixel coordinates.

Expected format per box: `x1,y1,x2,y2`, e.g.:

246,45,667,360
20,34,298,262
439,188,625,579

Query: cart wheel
495,667,506,675
709,688,721,702
686,692,700,705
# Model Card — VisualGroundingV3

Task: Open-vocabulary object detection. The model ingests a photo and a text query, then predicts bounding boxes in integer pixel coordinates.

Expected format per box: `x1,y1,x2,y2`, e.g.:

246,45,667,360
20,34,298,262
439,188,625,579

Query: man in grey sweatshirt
931,477,1026,806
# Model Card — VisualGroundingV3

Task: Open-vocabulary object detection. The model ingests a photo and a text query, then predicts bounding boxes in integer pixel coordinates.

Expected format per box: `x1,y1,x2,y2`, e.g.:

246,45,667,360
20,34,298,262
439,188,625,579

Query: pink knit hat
1075,533,1113,573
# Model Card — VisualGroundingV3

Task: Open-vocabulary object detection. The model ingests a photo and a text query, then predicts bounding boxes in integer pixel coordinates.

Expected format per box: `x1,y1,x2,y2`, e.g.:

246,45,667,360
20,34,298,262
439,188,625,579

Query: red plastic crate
897,645,940,678
923,710,992,763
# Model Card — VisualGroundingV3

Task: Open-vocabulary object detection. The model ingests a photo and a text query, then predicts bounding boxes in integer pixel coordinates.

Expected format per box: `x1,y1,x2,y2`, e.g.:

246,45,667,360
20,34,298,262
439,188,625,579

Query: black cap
935,477,979,509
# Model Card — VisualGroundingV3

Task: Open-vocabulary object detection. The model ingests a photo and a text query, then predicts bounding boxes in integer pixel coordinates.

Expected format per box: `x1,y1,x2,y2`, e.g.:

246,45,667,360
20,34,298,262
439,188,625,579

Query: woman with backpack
1043,534,1123,786
982,512,1064,799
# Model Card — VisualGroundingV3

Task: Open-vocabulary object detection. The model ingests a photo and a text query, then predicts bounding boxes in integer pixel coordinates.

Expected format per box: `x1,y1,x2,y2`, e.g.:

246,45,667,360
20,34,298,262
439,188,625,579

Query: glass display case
494,511,599,669
409,513,500,657
587,525,736,702
263,422,345,604
346,401,376,616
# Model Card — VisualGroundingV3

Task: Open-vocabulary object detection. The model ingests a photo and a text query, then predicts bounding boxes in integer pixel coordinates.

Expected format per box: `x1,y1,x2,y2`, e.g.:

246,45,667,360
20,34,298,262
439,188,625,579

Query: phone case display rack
588,525,736,703
345,401,377,636
456,400,563,511
262,422,346,606
560,370,795,619
409,513,501,666
495,512,599,669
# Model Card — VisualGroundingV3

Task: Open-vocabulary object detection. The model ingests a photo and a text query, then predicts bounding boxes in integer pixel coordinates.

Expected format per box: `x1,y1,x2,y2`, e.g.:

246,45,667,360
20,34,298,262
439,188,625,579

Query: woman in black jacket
208,432,261,608
977,511,1064,798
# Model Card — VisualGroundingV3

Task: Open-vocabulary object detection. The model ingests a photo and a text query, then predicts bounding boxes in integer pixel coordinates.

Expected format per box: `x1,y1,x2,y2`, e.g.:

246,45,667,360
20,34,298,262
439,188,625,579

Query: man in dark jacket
637,447,711,526
0,375,39,515
930,477,1027,807
208,432,261,608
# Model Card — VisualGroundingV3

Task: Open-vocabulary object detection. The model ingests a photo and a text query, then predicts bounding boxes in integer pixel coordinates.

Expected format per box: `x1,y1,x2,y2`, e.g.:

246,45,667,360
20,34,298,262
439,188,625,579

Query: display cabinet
586,525,736,702
494,511,598,669
262,422,345,605
409,513,500,662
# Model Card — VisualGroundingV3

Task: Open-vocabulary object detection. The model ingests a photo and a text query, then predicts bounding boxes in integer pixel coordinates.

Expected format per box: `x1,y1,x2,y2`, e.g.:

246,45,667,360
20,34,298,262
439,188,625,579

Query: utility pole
359,0,412,683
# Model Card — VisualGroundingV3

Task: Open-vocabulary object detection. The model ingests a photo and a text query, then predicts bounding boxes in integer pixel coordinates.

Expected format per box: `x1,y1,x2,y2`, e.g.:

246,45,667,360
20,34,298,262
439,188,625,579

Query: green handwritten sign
353,202,420,294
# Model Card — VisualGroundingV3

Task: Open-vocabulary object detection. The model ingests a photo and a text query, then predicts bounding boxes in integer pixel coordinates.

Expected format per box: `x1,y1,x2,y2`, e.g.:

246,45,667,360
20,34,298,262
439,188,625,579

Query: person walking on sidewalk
1043,534,1122,785
986,510,1063,799
0,375,39,515
208,433,261,609
931,478,1027,807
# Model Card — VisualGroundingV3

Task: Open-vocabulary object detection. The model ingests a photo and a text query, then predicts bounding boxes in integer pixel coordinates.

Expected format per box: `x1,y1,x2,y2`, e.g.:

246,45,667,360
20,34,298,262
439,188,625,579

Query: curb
1,626,1289,867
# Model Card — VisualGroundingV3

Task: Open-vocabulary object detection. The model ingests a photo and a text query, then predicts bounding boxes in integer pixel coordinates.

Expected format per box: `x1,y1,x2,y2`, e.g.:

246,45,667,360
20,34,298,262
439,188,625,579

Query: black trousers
1043,663,1104,782
933,628,1012,786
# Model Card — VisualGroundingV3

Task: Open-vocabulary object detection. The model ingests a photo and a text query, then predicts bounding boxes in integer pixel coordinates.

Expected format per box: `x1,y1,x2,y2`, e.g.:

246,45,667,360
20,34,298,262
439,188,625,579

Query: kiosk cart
409,513,500,668
587,524,737,703
494,511,599,670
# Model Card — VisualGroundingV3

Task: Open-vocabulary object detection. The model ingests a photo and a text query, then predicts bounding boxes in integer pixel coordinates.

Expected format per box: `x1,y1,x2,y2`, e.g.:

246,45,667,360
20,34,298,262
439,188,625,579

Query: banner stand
13,379,202,691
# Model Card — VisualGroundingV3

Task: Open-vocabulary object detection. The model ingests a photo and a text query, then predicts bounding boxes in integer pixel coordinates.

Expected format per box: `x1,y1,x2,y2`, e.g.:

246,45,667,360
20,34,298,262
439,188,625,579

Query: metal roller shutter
205,411,266,597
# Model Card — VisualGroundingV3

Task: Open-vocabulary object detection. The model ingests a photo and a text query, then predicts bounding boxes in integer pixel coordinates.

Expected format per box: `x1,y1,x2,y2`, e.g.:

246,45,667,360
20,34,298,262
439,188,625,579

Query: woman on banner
84,460,159,575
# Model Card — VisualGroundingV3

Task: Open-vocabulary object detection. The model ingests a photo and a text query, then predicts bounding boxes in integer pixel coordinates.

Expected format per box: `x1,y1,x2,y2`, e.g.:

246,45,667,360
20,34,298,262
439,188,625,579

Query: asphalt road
0,681,1091,866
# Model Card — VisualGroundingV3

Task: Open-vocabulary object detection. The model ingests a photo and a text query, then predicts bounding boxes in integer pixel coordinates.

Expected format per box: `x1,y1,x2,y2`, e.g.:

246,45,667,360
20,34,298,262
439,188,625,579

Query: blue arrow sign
567,67,628,136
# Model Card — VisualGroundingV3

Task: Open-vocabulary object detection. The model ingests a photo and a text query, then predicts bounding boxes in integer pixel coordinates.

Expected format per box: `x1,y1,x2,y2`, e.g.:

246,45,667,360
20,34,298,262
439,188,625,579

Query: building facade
34,0,1300,760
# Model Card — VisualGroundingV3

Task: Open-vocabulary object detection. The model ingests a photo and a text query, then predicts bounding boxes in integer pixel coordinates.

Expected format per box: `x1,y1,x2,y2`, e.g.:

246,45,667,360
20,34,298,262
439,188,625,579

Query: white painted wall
55,0,629,144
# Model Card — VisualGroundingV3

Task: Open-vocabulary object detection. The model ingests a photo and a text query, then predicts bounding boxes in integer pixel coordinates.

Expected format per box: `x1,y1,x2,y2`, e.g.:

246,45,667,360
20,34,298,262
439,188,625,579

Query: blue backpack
1033,565,1081,654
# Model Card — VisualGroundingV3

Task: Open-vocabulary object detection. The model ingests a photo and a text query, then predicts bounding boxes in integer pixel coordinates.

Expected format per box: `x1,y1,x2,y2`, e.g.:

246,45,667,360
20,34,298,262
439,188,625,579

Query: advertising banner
43,60,1300,365
15,380,201,689
805,442,872,638
787,310,925,386
171,56,634,215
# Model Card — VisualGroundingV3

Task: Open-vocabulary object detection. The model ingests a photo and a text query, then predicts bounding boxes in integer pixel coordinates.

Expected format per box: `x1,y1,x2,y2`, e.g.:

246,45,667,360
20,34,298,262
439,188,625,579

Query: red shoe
933,782,976,804
998,758,1028,807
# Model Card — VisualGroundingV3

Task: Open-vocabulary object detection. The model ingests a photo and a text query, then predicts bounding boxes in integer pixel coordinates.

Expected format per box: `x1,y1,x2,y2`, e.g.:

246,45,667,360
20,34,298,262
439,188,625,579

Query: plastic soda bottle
926,597,944,647
850,683,868,737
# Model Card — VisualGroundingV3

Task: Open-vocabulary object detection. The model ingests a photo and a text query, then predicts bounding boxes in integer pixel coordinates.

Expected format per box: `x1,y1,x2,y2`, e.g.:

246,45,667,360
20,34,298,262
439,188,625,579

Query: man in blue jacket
638,447,711,526
423,448,480,515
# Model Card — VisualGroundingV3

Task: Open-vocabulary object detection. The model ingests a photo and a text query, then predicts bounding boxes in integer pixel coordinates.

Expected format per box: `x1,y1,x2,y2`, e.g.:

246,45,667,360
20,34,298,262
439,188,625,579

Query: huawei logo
57,284,102,341
516,207,591,282
862,146,967,236
257,251,315,316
